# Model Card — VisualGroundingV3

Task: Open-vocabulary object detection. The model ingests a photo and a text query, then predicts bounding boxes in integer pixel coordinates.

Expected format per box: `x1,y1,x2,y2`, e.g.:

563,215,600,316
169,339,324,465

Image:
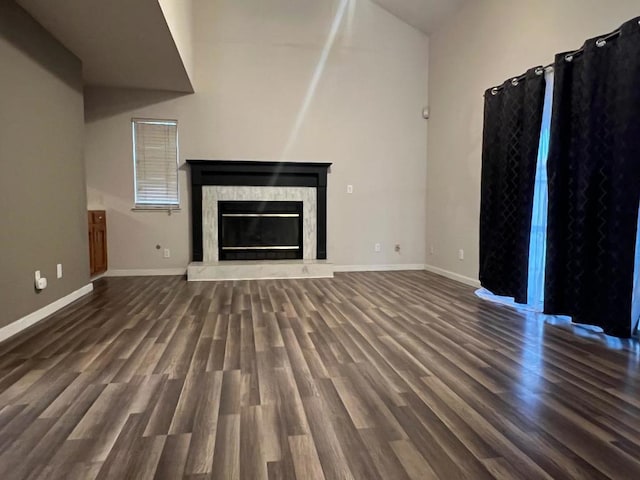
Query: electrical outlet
395,244,401,252
35,270,47,290
375,243,381,253
56,263,63,279
163,248,171,258
458,249,464,261
347,184,353,194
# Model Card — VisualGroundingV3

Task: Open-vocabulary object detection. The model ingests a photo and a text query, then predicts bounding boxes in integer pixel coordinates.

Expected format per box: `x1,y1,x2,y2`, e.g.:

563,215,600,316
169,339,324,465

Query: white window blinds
132,119,179,206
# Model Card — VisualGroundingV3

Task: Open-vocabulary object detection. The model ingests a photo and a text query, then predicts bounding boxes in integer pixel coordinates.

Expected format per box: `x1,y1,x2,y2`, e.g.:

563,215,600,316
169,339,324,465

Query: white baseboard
424,264,480,287
105,265,479,290
334,264,427,273
105,268,187,277
0,283,94,344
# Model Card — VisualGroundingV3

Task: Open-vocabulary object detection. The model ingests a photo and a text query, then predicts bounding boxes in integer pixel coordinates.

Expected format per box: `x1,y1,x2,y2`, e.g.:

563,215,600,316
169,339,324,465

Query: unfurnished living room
1,0,640,478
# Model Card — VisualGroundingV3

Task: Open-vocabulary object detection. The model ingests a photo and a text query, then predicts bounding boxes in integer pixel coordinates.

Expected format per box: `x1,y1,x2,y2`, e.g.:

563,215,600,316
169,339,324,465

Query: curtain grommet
491,87,499,96
596,38,607,48
535,67,544,76
565,54,574,62
511,78,519,87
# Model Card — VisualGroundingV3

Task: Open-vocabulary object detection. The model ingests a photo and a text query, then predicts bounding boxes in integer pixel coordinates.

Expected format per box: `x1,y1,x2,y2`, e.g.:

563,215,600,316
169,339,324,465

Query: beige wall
0,1,89,327
426,0,639,282
159,0,195,84
85,0,429,272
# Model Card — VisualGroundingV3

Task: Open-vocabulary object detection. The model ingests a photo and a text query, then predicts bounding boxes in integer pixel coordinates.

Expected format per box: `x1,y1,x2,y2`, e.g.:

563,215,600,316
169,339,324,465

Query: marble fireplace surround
203,186,316,262
186,160,332,266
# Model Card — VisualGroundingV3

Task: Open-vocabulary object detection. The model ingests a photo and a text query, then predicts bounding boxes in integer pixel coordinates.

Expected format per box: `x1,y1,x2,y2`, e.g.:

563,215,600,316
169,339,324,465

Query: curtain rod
487,27,623,97
562,27,622,62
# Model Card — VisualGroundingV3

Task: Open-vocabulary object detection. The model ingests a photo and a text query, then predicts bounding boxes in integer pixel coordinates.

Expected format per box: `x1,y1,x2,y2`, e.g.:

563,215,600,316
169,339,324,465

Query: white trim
424,264,481,287
105,268,187,277
0,283,94,344
334,264,427,273
131,207,181,212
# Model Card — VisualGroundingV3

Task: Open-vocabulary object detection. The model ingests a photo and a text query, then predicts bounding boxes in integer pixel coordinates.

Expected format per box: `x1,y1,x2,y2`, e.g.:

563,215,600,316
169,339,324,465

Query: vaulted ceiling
372,0,467,34
15,0,467,92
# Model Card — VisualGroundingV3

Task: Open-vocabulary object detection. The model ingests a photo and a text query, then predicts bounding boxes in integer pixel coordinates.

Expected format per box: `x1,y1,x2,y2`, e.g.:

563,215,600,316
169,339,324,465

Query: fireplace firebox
218,201,303,261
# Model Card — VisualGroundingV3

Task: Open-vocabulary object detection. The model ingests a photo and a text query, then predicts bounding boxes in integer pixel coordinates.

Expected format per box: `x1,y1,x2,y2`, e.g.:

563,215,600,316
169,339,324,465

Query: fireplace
218,201,303,260
186,160,332,262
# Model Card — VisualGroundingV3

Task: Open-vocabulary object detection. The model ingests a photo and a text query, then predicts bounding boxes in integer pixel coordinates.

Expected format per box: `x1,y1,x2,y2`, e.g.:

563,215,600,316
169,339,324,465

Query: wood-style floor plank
0,271,639,479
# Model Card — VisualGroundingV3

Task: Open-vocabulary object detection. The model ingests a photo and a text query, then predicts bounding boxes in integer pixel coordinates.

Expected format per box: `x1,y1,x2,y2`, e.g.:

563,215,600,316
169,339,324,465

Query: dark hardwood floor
0,271,639,479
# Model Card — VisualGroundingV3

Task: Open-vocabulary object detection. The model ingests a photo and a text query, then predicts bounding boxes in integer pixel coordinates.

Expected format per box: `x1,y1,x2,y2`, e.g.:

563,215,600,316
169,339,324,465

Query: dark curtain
545,17,640,338
480,68,546,303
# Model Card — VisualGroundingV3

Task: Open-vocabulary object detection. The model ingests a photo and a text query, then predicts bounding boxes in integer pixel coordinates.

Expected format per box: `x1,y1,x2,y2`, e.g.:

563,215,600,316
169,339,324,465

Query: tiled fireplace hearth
186,160,333,281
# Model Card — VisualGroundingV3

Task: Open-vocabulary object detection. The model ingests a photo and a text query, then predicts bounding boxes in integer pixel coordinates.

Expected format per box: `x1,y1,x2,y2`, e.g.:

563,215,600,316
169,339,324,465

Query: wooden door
89,211,107,275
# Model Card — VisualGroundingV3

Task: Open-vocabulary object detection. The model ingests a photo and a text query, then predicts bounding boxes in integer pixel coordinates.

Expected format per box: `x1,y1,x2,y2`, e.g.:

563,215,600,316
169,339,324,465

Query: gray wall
426,0,640,283
0,1,89,327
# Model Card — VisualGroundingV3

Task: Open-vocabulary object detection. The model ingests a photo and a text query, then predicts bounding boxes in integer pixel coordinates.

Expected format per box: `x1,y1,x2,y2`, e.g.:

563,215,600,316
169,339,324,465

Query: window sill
132,206,181,213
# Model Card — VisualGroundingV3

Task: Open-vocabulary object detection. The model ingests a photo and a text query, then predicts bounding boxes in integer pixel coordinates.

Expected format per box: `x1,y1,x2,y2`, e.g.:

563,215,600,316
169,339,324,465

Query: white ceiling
372,0,467,34
16,0,193,92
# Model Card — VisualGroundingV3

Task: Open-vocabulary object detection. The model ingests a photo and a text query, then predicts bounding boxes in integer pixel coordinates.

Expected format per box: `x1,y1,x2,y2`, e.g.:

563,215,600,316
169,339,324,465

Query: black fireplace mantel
186,160,332,262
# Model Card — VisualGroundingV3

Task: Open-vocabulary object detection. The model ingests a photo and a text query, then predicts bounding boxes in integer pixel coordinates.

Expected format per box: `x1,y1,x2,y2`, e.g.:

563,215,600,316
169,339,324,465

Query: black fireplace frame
186,160,331,262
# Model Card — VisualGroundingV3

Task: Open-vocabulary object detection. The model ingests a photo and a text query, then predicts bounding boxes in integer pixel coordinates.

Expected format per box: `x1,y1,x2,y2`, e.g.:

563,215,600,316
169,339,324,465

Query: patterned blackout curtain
544,17,640,338
479,68,546,304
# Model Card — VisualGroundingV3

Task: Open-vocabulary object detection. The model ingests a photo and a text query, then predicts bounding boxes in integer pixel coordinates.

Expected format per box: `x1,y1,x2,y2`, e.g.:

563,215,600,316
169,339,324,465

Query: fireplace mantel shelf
186,161,332,188
186,160,332,169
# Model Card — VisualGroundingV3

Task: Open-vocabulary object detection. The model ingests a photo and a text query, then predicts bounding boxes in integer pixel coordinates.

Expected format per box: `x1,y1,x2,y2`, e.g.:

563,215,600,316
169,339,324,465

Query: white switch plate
347,185,353,194
458,249,464,260
163,248,171,258
56,263,63,278
375,243,381,252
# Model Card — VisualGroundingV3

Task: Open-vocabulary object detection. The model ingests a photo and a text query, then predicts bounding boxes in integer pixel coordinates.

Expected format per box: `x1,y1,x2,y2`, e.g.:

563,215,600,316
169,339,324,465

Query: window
132,119,179,207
